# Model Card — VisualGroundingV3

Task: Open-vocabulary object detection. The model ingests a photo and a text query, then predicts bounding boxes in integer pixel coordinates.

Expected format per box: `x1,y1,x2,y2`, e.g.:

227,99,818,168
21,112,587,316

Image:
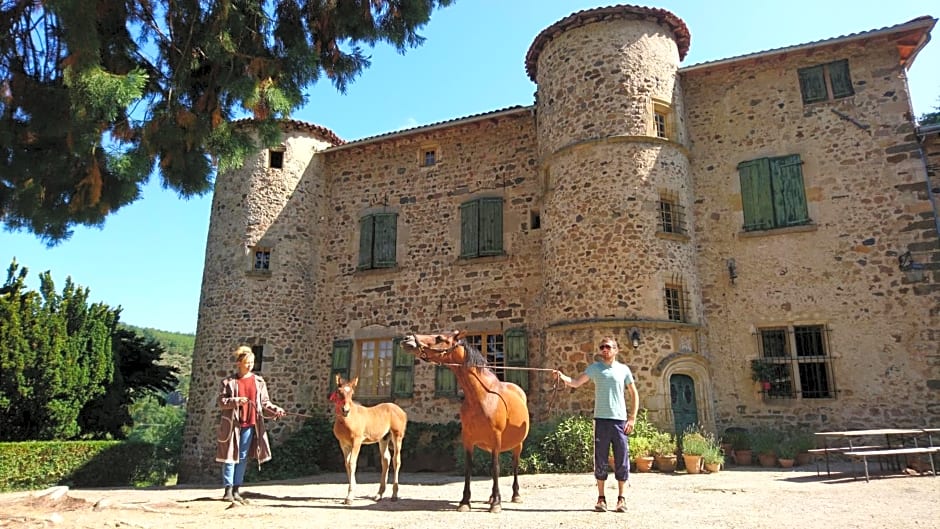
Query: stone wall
180,7,939,483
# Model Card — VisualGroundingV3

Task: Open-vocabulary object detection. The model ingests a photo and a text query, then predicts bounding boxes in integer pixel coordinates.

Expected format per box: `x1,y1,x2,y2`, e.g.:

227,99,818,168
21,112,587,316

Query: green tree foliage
920,94,940,125
0,260,117,440
79,329,180,439
1,0,455,244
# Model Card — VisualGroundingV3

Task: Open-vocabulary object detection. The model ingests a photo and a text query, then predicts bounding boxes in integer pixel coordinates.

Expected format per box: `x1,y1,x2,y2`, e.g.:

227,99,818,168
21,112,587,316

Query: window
798,59,853,104
418,143,440,167
658,191,686,235
755,325,835,400
252,248,271,271
651,99,672,140
434,329,528,393
460,197,503,258
737,154,810,232
251,345,264,373
358,212,397,270
331,338,412,399
268,149,284,169
664,277,689,323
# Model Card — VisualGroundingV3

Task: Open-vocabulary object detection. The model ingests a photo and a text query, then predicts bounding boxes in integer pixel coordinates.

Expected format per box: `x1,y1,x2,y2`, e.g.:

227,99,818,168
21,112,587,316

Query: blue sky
4,0,939,334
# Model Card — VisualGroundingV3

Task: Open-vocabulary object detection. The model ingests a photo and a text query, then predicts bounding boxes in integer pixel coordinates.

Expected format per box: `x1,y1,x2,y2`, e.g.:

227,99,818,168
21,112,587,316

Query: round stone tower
178,121,342,483
527,6,705,427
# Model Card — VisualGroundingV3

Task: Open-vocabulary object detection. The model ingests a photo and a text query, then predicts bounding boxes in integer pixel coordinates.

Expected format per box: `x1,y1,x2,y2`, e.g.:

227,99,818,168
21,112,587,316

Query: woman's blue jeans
222,427,254,487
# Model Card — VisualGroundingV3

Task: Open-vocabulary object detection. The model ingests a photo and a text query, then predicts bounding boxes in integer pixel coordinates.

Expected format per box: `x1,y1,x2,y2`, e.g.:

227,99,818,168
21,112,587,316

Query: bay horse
400,330,529,513
328,374,408,505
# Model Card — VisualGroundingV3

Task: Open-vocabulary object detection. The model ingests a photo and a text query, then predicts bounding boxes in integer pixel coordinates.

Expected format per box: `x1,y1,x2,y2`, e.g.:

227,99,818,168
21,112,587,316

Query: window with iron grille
798,59,853,104
664,276,688,323
755,325,835,400
658,191,686,235
460,197,503,258
358,212,398,270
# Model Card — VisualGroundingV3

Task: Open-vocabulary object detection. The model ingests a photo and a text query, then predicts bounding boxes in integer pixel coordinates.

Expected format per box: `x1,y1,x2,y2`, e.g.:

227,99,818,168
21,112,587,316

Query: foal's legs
376,437,390,501
342,439,363,505
390,432,404,501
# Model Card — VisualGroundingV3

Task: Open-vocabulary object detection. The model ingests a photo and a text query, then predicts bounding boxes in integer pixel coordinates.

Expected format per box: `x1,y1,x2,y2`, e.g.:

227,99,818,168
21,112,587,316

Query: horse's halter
410,333,464,362
328,386,352,417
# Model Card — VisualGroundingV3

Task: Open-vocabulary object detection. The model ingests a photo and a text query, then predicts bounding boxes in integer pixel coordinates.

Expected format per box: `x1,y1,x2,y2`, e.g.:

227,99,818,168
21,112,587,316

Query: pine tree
0,0,455,244
0,260,117,440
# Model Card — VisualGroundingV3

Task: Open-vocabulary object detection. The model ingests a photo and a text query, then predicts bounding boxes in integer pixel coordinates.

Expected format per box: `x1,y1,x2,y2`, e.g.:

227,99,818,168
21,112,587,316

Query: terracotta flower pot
654,455,677,473
704,462,721,473
778,458,795,468
758,452,777,468
683,454,703,474
635,456,654,472
733,449,753,466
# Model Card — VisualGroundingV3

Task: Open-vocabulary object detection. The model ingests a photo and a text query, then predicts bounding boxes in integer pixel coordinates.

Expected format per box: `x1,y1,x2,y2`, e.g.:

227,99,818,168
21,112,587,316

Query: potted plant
650,431,677,473
680,426,710,474
776,437,798,468
630,435,654,472
750,359,776,391
702,445,724,473
788,430,816,467
750,428,779,468
724,428,752,465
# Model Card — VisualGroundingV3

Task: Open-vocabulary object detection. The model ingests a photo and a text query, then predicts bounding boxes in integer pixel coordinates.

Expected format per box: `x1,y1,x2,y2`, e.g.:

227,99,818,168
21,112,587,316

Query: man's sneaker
594,496,607,512
615,496,627,513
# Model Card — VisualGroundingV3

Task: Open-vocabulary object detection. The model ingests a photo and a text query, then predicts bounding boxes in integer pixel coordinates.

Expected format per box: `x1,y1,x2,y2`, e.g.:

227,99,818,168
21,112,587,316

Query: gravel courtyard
2,463,938,529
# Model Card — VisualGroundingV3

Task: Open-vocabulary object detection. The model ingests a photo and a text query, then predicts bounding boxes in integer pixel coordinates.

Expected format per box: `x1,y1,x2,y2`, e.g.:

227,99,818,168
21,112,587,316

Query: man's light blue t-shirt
585,361,635,420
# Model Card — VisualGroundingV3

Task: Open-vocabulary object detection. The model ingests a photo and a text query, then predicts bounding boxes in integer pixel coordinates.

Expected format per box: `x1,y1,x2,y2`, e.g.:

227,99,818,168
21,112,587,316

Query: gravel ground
1,462,938,529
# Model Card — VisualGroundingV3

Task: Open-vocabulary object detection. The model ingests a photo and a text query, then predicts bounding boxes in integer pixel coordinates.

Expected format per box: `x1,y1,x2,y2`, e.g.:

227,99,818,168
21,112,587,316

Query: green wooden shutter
479,197,504,256
374,213,397,268
503,328,528,392
460,201,479,258
358,215,375,269
798,65,827,104
391,338,414,398
738,159,774,231
828,60,853,98
771,155,809,227
330,339,353,390
435,365,457,397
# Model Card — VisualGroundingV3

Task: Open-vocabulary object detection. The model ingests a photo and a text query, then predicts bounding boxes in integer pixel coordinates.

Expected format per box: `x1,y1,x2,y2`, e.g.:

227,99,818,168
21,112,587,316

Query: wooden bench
843,447,940,482
807,445,886,476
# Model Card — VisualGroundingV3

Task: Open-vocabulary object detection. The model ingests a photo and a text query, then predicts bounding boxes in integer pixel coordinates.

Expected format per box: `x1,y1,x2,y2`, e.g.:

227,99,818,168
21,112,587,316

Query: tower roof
525,4,691,82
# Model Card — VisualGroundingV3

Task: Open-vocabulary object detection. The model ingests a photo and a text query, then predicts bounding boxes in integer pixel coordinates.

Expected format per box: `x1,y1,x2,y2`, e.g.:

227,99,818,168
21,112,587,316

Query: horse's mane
459,340,488,368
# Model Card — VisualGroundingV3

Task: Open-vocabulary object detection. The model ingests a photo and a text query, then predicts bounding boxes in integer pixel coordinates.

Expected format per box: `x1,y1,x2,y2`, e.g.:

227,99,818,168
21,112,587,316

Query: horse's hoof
489,504,502,514
457,504,471,512
511,496,523,503
343,498,353,505
391,496,399,502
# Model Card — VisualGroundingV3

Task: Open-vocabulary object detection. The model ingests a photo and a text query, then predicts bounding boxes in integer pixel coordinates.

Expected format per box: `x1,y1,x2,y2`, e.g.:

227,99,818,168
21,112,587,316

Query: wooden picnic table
813,428,938,481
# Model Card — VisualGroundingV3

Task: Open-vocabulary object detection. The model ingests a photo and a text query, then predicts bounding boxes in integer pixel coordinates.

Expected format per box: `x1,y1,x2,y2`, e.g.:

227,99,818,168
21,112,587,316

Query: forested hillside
121,325,194,394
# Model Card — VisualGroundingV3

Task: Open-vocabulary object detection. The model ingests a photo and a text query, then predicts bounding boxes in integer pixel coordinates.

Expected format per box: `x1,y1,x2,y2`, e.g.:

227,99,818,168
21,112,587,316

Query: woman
216,346,286,502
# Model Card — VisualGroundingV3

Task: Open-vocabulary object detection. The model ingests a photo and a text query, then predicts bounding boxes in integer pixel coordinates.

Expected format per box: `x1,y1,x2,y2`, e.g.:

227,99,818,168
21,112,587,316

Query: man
555,337,639,513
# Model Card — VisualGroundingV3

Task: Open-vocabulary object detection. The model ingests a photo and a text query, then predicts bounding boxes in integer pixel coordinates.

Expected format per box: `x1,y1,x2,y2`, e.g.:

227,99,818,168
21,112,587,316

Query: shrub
0,441,161,492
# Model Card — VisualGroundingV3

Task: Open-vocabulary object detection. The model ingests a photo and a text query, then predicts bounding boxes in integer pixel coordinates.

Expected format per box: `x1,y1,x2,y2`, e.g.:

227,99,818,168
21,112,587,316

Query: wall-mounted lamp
629,327,641,349
727,258,738,284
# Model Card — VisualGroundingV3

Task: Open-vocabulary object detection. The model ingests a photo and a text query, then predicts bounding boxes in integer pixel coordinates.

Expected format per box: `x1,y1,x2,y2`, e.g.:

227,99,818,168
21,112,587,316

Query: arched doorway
670,374,698,437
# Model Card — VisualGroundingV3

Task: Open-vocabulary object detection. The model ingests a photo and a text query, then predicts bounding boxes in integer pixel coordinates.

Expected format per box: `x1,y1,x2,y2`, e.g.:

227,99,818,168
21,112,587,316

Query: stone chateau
180,5,940,483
